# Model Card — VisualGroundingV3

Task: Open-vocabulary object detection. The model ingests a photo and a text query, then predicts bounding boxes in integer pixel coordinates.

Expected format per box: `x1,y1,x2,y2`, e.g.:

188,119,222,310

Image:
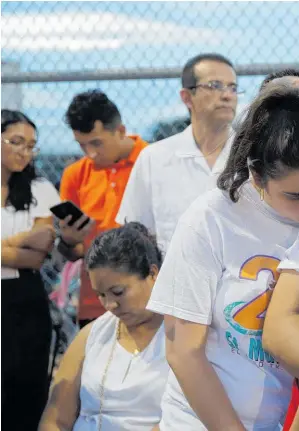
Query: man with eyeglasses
117,53,240,253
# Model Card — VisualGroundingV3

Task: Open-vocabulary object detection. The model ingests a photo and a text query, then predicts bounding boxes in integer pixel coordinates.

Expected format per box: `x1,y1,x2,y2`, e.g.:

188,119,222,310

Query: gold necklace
98,321,120,430
98,321,140,430
201,141,226,158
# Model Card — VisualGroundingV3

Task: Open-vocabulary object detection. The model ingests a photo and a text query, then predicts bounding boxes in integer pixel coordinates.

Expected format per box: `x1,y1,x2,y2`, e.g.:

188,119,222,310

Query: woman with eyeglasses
1,109,60,430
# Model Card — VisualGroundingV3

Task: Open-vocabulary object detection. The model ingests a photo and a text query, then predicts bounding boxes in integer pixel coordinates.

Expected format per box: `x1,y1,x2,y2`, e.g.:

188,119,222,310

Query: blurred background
2,1,299,186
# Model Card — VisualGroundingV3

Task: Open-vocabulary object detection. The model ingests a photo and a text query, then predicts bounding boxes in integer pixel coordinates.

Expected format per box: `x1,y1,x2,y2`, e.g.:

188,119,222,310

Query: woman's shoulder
31,177,57,194
178,187,233,234
86,312,118,351
30,178,60,212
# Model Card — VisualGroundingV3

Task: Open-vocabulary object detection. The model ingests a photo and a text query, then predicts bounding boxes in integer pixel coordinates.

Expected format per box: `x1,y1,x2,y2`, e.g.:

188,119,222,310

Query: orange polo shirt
60,136,147,320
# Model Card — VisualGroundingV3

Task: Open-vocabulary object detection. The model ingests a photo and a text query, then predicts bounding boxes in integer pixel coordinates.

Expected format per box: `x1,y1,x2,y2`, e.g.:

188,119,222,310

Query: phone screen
50,201,90,229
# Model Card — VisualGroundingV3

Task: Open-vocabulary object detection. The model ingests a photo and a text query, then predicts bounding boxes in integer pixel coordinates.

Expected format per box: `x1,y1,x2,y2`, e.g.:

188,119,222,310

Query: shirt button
111,182,116,188
111,168,117,174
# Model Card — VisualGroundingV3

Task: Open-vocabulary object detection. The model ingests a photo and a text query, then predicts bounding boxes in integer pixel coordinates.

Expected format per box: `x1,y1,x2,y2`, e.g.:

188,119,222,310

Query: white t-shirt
73,311,169,431
147,182,299,431
117,126,234,253
1,178,60,279
278,234,299,272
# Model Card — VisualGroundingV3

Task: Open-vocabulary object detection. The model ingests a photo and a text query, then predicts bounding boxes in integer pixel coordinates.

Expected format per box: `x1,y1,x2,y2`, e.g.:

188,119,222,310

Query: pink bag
49,260,82,309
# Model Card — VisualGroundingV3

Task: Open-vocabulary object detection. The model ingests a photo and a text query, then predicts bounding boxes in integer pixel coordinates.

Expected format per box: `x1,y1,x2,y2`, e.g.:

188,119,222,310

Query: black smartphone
50,201,90,229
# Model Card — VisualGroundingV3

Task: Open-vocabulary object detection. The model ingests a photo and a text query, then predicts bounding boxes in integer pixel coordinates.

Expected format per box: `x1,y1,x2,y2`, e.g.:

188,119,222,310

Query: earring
260,188,264,201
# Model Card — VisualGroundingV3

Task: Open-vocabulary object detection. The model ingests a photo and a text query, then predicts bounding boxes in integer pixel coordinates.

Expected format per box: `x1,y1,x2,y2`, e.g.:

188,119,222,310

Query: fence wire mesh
2,1,299,178
2,1,299,288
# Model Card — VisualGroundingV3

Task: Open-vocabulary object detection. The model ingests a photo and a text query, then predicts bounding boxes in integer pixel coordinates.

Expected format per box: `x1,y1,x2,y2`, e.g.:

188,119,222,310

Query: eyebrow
77,138,103,146
10,134,37,144
283,191,299,198
95,284,126,294
210,80,237,85
89,139,103,144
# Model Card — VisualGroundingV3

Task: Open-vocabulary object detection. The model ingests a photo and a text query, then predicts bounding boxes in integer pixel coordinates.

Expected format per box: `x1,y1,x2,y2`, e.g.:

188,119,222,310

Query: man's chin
215,113,235,126
91,159,106,168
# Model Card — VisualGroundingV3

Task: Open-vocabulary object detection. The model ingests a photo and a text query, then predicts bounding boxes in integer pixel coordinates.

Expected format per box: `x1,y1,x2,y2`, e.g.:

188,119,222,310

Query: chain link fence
2,1,299,289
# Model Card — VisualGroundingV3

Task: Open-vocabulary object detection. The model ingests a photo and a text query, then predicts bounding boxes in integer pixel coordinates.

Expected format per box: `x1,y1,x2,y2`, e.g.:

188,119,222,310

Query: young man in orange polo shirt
56,90,147,328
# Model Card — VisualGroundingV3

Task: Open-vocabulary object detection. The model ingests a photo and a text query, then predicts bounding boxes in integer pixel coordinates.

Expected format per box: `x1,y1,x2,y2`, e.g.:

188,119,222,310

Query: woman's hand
3,225,56,253
24,225,56,253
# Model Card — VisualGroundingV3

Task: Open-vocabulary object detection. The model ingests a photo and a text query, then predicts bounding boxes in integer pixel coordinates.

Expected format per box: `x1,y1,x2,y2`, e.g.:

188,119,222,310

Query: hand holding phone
50,201,95,246
50,201,90,229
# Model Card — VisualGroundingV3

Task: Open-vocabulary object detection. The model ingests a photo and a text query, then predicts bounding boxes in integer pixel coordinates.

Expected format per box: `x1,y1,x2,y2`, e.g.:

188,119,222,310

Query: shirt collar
175,125,234,159
175,126,199,158
116,135,146,167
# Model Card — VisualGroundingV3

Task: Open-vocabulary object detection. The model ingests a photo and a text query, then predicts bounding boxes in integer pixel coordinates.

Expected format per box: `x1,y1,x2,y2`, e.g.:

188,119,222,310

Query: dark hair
218,81,299,202
182,53,235,89
86,222,163,279
1,109,38,211
260,68,299,91
65,90,122,133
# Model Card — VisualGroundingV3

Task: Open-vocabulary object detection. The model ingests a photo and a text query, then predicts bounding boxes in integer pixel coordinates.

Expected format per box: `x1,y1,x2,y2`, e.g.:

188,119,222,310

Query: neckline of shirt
175,125,234,159
114,317,165,358
242,181,299,228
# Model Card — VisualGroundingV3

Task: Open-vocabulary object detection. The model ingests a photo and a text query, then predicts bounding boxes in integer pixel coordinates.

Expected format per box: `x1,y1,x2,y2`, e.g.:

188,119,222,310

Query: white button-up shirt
117,125,233,253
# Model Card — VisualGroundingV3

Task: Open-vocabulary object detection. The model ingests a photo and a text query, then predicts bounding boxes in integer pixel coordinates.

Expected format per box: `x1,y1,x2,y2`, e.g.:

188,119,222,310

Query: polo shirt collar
116,135,143,167
175,126,199,158
175,125,234,159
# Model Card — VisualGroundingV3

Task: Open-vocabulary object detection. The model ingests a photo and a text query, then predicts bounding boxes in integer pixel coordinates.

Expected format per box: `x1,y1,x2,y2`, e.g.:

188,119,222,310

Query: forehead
4,122,36,138
271,76,299,87
194,60,236,83
89,266,132,292
73,120,111,143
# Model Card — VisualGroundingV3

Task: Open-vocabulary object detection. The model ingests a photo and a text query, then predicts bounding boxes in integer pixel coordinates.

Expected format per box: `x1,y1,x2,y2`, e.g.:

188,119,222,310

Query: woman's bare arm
39,322,93,431
1,246,47,269
1,218,55,269
165,315,245,431
263,270,299,378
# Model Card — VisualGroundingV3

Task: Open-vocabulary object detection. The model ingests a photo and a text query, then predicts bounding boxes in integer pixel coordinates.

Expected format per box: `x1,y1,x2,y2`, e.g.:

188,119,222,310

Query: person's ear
149,264,159,282
117,124,126,139
180,88,193,111
250,169,263,189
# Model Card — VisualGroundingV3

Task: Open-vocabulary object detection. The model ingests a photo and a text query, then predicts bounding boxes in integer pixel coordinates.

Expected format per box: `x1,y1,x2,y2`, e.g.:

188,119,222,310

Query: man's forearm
57,240,84,262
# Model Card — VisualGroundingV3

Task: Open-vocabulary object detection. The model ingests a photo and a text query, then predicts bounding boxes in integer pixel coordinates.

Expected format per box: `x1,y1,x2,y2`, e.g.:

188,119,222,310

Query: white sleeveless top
73,311,169,431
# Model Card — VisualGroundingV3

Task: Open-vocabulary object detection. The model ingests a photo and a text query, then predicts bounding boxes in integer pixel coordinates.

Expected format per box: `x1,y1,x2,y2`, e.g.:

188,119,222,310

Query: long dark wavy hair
2,109,38,211
218,81,299,202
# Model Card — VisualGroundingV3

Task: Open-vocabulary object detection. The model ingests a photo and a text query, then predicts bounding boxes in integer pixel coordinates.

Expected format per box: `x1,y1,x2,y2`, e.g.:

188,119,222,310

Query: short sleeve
31,179,60,218
147,205,223,325
278,235,299,272
116,148,156,234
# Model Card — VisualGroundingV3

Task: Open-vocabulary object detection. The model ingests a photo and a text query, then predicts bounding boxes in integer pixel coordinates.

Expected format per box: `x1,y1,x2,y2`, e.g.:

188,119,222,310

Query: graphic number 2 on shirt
224,255,280,336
